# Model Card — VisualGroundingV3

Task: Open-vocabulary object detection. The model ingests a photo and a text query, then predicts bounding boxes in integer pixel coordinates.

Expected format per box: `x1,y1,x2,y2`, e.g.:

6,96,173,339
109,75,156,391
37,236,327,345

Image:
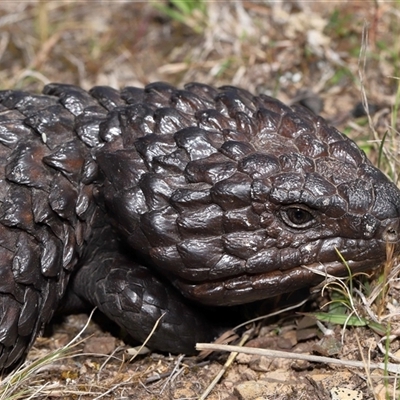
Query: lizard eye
280,206,316,229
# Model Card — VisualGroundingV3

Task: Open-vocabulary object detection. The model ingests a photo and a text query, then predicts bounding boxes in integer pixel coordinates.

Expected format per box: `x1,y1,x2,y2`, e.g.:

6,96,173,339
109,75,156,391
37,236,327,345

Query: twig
196,343,400,374
232,298,308,331
199,332,250,400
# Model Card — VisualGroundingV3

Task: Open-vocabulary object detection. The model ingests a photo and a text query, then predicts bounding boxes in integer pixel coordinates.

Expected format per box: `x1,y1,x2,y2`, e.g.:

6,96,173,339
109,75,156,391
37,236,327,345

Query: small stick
198,333,250,400
196,343,400,374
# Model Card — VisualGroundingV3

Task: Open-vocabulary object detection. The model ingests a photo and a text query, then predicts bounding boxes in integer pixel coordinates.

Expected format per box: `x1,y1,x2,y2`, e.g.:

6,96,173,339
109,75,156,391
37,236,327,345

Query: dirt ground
1,1,400,399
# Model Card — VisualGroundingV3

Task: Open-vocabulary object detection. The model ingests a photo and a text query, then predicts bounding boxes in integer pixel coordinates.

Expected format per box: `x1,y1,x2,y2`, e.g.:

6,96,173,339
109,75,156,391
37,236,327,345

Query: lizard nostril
384,226,399,243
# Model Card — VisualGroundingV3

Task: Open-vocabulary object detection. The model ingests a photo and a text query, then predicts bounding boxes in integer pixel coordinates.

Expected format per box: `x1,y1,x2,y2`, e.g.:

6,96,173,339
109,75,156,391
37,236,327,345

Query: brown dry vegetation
1,1,400,399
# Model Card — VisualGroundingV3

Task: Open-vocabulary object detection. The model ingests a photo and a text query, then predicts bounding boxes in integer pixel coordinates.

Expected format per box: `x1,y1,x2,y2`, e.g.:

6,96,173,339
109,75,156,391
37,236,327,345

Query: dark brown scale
0,91,54,115
171,89,215,114
185,153,238,184
139,173,174,209
195,108,236,131
6,142,50,189
98,110,122,142
42,140,87,183
210,172,252,211
0,247,17,294
135,134,177,167
24,105,76,149
239,153,280,179
255,108,282,135
215,87,257,117
89,86,125,110
329,139,366,167
18,288,40,336
144,82,177,108
153,107,195,134
294,133,328,158
169,186,211,212
175,127,222,160
220,140,255,160
279,153,315,174
120,86,145,104
0,185,35,231
184,82,219,101
32,188,64,236
119,103,155,144
222,128,253,143
234,111,259,138
256,94,292,114
209,254,246,278
0,81,399,372
153,148,189,174
43,83,101,116
177,204,224,237
48,175,78,221
75,106,107,147
37,227,63,277
223,230,267,260
97,148,147,190
140,207,181,246
12,233,41,287
11,93,56,116
316,118,346,144
177,236,225,274
0,110,33,147
223,206,261,232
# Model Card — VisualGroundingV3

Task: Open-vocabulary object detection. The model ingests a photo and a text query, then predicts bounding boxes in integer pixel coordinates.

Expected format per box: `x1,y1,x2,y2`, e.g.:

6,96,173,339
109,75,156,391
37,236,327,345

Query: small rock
173,387,197,398
236,353,253,364
264,369,291,382
282,330,298,347
277,337,292,349
246,336,277,349
83,336,116,355
330,387,363,400
234,381,267,400
313,335,342,356
249,355,271,372
238,365,258,381
296,327,318,341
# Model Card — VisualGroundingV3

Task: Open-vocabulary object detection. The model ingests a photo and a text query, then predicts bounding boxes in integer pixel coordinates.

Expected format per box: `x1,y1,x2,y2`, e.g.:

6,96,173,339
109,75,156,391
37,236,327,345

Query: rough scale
0,81,399,370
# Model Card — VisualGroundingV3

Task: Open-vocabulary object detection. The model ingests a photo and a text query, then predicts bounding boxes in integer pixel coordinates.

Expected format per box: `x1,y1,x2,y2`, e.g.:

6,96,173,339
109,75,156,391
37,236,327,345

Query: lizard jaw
174,258,387,306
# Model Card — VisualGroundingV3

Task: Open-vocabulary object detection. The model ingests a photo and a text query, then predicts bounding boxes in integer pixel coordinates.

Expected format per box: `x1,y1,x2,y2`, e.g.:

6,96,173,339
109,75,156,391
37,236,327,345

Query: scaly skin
0,82,399,370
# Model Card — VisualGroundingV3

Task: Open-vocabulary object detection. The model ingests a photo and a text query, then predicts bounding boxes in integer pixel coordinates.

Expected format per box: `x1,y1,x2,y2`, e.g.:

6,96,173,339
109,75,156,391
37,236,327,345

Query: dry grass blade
376,243,397,317
358,22,377,140
199,333,251,400
195,343,400,375
0,308,96,400
233,298,309,331
127,312,165,362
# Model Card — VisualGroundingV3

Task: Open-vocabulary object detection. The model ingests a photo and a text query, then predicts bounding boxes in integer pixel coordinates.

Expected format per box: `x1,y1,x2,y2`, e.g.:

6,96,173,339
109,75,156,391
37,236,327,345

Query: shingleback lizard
0,81,399,370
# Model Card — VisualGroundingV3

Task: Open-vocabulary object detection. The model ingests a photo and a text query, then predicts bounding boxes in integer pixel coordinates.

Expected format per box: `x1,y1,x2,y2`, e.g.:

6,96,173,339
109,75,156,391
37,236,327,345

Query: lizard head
98,83,400,306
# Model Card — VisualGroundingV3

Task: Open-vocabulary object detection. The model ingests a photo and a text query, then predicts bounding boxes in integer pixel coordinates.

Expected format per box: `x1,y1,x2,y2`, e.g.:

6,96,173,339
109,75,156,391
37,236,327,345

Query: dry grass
1,1,400,399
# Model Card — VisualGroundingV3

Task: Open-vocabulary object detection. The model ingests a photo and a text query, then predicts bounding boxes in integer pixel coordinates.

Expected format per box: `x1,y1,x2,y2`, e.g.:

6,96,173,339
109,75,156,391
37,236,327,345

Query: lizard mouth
174,258,386,306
